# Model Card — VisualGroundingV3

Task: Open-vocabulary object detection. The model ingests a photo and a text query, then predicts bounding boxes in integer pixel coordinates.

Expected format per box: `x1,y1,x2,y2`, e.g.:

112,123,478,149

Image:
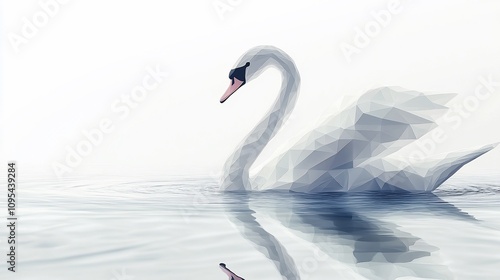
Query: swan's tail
355,143,497,192
423,143,498,191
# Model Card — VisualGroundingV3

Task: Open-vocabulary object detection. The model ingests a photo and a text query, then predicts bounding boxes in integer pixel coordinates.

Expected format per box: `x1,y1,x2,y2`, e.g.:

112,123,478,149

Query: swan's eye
228,62,250,84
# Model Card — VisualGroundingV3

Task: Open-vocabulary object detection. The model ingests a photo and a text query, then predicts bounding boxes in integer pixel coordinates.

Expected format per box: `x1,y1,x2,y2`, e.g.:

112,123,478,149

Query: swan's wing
323,86,455,164
253,87,456,190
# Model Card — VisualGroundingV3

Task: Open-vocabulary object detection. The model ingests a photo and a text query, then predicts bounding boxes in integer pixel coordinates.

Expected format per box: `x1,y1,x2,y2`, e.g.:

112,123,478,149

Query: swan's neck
221,52,300,191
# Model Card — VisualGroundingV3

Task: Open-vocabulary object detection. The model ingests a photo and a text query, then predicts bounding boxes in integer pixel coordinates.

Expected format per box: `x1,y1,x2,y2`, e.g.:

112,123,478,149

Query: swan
219,45,496,192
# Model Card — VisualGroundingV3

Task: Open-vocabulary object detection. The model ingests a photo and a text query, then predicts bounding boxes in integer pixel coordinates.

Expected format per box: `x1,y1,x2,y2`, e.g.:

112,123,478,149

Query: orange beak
220,78,245,103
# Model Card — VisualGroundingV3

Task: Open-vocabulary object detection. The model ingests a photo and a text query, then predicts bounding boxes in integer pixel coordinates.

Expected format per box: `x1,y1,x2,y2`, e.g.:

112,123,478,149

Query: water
1,175,500,279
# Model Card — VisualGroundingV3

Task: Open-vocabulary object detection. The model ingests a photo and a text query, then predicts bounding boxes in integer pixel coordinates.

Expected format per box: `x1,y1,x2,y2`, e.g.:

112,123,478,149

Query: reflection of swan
270,192,456,279
219,46,496,192
222,192,301,279
221,191,469,279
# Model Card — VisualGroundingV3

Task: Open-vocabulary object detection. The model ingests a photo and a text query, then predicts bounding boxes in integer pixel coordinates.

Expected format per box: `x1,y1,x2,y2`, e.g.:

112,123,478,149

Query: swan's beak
220,78,245,103
219,263,245,280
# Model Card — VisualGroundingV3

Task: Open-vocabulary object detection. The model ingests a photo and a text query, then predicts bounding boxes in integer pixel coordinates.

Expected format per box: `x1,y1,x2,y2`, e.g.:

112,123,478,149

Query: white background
1,0,500,179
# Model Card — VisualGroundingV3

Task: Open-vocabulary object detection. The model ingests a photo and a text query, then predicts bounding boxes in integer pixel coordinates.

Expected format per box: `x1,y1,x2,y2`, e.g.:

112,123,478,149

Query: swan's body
219,46,496,192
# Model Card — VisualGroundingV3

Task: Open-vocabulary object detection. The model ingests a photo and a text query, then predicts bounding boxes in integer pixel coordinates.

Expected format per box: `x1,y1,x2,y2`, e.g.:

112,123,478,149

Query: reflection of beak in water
219,263,245,280
222,191,476,280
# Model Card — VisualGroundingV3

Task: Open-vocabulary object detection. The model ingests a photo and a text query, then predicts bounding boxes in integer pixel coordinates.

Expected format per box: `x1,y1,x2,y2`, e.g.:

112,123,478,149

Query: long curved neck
221,51,300,191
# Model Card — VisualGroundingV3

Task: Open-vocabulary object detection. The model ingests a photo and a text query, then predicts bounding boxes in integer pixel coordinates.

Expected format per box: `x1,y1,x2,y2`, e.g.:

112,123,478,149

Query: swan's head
220,46,281,103
220,61,251,103
220,46,296,103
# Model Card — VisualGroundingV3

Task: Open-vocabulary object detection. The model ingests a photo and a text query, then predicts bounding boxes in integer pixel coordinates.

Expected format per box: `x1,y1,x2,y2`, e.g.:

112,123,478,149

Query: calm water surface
1,175,499,279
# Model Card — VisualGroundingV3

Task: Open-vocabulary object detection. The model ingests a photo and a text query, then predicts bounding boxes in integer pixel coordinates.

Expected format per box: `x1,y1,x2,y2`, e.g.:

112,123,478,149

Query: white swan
219,46,496,192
